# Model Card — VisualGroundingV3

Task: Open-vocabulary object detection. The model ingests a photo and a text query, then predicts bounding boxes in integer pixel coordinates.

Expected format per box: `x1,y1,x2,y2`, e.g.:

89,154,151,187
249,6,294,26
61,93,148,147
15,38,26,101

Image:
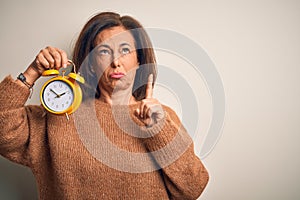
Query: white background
0,0,300,199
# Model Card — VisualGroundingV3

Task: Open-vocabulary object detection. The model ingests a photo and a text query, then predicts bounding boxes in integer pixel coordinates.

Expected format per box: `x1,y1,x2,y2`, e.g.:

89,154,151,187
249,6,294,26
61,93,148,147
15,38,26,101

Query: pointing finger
145,74,153,99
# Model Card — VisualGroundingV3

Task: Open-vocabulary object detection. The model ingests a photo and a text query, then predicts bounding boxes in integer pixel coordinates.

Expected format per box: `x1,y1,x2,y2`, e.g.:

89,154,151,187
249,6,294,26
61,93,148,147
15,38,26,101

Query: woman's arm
0,76,45,166
136,75,209,199
0,46,68,167
142,106,209,200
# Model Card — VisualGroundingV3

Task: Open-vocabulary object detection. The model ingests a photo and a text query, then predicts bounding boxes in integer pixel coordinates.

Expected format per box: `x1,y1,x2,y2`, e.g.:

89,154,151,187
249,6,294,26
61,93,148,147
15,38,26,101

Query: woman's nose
112,53,121,68
112,59,121,68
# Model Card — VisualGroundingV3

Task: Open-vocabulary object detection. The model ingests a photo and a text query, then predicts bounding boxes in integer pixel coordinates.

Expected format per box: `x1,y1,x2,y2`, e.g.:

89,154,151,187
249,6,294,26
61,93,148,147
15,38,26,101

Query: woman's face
93,26,139,91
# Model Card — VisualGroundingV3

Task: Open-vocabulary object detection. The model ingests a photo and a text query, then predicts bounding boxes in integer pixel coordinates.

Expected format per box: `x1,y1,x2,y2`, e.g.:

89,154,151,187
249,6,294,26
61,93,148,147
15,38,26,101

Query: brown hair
72,12,157,101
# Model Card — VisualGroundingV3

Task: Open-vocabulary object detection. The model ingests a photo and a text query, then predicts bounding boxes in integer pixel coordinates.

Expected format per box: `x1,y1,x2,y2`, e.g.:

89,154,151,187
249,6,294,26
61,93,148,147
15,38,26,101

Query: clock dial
42,80,74,112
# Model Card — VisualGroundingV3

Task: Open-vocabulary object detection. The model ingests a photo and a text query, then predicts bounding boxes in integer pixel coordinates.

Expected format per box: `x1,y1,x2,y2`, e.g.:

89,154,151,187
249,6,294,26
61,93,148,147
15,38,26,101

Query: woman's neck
99,84,137,106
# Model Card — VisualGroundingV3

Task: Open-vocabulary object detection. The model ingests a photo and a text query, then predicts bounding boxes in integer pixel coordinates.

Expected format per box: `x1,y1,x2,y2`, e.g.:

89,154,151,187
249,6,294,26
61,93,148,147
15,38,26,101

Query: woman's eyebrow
120,42,132,47
97,44,111,49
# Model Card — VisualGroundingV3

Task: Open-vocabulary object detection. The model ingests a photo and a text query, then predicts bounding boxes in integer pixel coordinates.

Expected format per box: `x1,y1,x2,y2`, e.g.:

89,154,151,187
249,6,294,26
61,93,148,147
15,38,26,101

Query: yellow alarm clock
40,60,85,118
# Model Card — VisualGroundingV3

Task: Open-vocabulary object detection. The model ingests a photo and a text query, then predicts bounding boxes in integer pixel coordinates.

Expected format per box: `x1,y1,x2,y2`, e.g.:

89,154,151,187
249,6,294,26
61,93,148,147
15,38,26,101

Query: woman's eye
99,49,110,55
121,48,130,55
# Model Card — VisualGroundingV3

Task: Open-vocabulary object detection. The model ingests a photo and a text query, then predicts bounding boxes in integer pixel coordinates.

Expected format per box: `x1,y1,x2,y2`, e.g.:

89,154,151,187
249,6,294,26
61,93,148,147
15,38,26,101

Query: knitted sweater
0,76,209,200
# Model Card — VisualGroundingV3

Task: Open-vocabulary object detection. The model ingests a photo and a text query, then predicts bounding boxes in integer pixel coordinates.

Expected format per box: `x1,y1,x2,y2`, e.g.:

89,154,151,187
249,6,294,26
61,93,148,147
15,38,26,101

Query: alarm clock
40,60,85,117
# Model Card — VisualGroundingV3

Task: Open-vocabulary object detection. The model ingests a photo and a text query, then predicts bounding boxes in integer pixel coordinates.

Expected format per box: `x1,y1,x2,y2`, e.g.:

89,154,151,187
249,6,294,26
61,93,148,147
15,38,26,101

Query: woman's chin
113,78,132,91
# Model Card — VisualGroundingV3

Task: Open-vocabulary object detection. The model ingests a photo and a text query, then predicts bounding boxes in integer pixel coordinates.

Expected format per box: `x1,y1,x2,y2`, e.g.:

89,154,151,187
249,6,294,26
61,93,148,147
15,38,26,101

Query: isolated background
1,0,300,199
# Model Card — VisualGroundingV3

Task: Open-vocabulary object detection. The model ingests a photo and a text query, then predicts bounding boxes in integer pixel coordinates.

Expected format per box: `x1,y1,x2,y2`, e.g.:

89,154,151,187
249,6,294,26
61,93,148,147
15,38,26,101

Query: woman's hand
32,46,68,73
135,74,165,127
23,46,68,85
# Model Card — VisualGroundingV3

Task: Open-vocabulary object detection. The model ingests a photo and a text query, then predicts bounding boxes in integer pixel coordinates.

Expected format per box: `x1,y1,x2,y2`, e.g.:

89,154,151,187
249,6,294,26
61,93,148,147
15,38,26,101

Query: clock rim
40,76,81,115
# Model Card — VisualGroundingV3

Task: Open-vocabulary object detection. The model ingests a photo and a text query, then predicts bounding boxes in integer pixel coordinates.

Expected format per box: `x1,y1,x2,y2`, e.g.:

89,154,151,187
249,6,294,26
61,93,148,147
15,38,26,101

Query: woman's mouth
110,72,125,79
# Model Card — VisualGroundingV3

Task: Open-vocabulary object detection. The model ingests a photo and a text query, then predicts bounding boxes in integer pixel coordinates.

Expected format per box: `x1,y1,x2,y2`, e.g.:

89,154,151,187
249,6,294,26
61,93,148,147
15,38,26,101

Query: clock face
42,80,74,112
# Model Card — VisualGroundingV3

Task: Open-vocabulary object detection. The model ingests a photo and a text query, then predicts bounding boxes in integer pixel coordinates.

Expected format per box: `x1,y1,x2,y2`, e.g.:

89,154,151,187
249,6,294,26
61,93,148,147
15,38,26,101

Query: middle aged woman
0,12,209,199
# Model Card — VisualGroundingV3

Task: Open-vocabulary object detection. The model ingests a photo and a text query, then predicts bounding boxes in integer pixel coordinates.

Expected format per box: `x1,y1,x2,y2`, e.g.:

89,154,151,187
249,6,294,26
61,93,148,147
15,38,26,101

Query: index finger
145,74,153,99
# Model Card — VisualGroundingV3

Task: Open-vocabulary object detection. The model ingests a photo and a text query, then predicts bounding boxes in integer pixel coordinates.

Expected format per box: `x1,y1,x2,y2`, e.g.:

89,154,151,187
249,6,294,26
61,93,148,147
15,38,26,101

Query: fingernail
63,64,67,68
149,74,153,82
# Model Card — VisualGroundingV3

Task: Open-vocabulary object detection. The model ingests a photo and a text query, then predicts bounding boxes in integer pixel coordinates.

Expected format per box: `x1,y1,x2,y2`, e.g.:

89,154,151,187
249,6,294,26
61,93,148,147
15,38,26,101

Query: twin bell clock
40,60,85,120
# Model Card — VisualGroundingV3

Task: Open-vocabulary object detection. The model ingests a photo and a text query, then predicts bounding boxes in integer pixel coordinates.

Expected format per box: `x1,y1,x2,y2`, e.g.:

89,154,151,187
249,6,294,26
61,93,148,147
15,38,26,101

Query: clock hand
54,91,67,98
58,92,66,97
50,89,60,98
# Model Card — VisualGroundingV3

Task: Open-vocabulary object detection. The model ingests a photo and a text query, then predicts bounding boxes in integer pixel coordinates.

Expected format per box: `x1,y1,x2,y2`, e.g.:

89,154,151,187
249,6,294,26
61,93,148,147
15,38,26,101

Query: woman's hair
72,12,157,101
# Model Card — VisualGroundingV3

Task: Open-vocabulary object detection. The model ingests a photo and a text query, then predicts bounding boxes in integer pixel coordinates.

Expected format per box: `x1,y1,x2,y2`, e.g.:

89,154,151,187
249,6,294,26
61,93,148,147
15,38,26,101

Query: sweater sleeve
142,105,209,200
0,76,46,167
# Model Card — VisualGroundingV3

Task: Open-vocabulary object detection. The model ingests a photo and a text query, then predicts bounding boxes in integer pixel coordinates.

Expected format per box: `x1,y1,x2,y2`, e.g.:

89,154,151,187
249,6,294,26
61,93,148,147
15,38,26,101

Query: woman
0,12,209,199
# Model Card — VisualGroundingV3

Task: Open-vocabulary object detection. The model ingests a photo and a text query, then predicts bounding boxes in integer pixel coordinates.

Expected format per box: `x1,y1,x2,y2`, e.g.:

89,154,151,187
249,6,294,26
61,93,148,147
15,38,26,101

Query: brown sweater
0,76,209,200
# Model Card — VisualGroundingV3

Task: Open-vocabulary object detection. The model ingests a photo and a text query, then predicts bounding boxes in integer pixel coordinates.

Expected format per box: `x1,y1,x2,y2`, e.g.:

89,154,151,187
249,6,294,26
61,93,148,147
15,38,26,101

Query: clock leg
65,113,70,121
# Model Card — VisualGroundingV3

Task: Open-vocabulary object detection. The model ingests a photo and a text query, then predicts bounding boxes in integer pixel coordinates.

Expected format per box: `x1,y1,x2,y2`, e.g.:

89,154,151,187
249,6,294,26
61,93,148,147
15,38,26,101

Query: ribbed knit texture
0,76,209,200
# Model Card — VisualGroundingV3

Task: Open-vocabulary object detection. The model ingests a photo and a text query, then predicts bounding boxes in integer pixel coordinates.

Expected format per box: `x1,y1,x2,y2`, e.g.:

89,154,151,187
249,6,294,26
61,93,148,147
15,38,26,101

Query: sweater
0,76,209,200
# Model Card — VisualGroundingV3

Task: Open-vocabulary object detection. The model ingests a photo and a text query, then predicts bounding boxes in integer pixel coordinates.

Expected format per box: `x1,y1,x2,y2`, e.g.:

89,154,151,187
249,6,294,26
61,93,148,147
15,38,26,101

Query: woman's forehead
95,26,135,47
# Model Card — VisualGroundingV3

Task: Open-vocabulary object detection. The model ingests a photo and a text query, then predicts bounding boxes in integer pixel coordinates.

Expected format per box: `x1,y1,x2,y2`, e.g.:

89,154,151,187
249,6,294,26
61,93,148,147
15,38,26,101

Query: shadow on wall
0,156,38,200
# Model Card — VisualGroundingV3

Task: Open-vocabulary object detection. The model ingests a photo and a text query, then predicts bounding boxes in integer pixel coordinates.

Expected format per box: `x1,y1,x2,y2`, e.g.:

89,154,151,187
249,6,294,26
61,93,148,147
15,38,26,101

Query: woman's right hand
22,46,68,86
30,46,68,75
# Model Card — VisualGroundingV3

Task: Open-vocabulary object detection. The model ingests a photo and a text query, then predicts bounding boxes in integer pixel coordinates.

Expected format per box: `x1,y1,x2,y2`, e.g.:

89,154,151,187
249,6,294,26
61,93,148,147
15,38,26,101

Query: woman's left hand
136,74,165,127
